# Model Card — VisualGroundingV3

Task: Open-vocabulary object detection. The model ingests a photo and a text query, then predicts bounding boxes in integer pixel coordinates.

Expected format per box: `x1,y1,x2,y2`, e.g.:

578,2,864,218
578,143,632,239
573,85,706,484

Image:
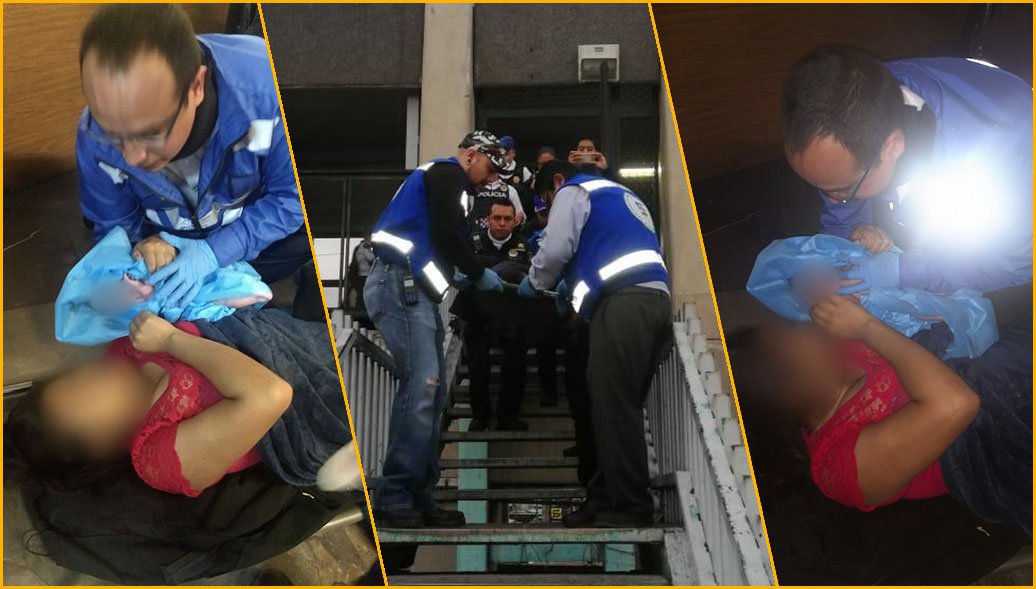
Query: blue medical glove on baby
837,251,901,294
151,232,220,308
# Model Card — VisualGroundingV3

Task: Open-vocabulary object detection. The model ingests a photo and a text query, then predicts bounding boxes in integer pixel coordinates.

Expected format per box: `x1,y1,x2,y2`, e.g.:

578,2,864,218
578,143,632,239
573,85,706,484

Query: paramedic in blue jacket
782,45,1032,296
518,160,673,527
364,130,507,529
76,5,307,307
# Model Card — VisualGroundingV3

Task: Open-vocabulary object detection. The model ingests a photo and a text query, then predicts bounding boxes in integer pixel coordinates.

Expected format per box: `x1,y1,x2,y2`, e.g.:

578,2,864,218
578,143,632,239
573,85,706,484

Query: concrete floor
3,173,384,584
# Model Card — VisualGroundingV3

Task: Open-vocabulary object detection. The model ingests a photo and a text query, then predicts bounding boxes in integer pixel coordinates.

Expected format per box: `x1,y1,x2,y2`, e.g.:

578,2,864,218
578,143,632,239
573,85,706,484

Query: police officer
518,160,673,527
782,46,1032,296
77,5,308,306
459,199,533,432
364,130,507,529
499,135,535,192
470,170,526,231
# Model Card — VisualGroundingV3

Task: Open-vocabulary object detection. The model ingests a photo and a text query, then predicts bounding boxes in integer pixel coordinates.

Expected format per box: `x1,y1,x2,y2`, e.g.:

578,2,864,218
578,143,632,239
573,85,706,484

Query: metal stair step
439,457,579,469
388,572,669,585
432,486,586,501
442,430,574,442
376,523,672,544
447,405,572,418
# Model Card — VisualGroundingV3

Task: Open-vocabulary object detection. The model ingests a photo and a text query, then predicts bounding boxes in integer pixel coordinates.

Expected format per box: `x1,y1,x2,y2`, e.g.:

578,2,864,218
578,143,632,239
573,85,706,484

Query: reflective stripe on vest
371,230,415,255
371,230,449,296
570,248,667,313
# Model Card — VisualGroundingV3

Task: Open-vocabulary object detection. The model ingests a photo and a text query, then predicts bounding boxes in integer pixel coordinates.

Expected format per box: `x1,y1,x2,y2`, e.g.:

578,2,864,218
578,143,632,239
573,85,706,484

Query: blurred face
461,148,496,186
786,132,903,204
82,49,205,172
537,151,556,166
756,324,853,422
576,139,597,153
487,203,517,240
505,148,517,164
39,358,154,461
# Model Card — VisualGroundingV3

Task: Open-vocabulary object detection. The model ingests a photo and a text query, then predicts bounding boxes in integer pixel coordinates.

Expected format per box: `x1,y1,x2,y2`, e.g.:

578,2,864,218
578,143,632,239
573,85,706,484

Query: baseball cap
459,130,506,171
499,135,516,151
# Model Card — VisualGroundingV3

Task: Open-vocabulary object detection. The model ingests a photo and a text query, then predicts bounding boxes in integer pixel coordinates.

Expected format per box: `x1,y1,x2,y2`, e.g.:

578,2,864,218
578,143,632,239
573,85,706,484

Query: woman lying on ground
728,295,1031,535
5,307,361,498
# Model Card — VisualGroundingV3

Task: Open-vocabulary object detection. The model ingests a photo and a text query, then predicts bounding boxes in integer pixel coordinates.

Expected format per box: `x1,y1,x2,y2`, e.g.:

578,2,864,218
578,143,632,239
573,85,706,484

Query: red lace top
108,322,261,497
803,341,948,511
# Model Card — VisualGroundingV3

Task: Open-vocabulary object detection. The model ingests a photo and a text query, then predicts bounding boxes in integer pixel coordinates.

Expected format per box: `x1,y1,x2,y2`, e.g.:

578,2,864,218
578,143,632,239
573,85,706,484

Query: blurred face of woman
39,358,155,461
756,324,853,422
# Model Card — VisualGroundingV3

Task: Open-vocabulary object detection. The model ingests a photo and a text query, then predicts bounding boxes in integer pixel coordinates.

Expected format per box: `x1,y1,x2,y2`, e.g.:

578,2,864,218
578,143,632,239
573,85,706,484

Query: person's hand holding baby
810,294,879,340
132,235,178,273
129,311,181,353
850,224,894,253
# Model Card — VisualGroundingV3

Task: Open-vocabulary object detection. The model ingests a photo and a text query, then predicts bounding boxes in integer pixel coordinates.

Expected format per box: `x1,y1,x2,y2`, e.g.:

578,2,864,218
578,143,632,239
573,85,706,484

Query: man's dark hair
80,4,203,101
534,160,577,197
487,198,516,215
537,146,557,158
781,45,906,169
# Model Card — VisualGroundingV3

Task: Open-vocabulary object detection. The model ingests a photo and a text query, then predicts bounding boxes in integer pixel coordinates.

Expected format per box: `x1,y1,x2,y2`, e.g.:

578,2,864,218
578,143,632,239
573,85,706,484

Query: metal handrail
644,302,772,585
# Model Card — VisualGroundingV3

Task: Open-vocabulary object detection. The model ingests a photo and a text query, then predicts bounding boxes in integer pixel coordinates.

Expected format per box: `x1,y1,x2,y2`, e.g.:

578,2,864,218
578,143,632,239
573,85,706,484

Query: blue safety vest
563,174,669,319
370,157,470,300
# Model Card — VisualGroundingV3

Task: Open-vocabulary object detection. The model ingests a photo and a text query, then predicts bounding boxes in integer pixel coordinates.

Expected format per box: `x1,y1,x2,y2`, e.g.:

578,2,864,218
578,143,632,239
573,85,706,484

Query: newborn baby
748,235,998,359
789,265,841,305
90,273,156,316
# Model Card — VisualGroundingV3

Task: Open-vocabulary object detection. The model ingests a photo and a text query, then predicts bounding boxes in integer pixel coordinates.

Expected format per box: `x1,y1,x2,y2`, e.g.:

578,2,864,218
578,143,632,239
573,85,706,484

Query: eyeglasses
821,166,871,204
85,93,187,150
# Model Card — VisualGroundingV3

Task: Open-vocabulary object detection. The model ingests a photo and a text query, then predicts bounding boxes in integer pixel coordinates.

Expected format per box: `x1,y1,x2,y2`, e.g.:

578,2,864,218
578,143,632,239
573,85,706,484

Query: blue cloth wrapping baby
746,235,998,359
56,227,273,345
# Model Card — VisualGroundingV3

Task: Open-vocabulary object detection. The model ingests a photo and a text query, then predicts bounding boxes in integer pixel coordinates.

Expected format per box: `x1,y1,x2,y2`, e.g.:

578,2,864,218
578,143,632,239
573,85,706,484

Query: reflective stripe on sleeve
422,262,450,295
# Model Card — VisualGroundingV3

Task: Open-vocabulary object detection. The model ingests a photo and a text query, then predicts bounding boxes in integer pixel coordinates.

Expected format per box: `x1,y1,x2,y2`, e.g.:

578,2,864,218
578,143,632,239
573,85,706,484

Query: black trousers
463,319,528,421
584,286,673,515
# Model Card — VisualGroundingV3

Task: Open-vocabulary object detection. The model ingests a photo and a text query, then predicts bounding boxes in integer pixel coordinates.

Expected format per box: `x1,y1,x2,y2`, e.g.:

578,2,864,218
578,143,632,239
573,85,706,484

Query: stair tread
432,486,586,501
440,457,579,469
447,405,571,418
376,523,674,544
388,572,669,585
442,430,574,442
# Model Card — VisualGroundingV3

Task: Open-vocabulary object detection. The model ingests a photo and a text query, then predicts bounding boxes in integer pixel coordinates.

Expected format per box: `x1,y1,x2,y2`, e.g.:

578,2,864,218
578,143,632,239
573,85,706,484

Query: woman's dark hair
726,327,812,505
534,160,577,197
4,380,130,496
80,4,203,102
781,45,907,169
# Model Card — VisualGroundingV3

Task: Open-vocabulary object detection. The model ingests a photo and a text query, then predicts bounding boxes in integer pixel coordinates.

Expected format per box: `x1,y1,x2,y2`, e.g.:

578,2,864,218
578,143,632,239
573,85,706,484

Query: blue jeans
363,261,448,511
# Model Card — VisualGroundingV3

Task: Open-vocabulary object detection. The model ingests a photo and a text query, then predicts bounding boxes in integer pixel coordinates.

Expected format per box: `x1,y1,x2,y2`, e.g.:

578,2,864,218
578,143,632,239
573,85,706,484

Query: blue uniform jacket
820,57,1032,293
76,34,303,267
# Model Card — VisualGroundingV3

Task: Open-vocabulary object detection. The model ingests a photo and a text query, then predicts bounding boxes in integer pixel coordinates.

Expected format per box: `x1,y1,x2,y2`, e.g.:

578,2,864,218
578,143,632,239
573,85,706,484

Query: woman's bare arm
811,296,979,506
129,312,291,491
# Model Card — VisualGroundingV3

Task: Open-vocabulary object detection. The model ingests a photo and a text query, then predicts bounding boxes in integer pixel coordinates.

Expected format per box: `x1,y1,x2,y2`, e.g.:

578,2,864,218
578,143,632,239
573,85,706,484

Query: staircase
335,297,772,586
379,345,685,585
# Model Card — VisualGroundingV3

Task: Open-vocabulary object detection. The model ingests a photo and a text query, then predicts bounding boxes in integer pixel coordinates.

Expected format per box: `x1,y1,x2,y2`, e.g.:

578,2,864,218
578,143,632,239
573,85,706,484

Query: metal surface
389,572,670,585
377,524,673,545
643,302,772,585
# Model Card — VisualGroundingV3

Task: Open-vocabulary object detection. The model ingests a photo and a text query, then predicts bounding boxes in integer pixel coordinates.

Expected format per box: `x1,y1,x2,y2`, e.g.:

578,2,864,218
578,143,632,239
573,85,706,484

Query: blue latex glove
474,268,504,292
554,279,572,317
517,275,541,298
452,270,472,290
837,251,901,294
151,232,220,308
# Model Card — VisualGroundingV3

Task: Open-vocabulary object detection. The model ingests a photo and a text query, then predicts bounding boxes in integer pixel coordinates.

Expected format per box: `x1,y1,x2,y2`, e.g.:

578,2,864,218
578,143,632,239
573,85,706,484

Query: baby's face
90,274,155,315
790,267,840,305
